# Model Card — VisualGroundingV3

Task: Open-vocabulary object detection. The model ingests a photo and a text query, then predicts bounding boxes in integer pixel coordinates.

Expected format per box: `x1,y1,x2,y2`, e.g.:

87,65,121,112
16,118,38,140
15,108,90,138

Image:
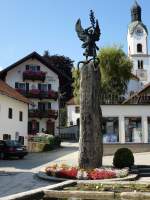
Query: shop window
125,117,142,143
102,117,119,143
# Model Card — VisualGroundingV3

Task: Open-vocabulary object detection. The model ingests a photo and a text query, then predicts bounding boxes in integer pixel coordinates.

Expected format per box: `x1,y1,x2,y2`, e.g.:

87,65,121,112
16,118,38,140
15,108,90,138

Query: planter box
23,70,46,81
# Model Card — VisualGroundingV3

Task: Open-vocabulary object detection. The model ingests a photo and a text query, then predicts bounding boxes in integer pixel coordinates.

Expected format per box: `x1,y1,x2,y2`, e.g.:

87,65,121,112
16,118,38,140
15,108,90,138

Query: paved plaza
0,142,150,197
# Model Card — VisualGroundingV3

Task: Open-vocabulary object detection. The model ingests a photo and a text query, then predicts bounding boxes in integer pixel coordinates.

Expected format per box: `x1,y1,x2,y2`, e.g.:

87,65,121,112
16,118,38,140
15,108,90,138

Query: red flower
89,169,116,180
57,167,78,179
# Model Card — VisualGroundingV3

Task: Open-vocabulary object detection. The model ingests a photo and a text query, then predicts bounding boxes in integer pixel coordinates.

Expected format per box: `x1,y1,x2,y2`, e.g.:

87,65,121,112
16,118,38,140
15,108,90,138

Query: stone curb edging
36,171,68,182
44,190,114,199
0,180,75,200
36,170,139,183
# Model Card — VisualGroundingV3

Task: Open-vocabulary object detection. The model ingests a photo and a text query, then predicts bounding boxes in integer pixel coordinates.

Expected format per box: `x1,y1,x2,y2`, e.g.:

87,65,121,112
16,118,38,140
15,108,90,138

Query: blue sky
0,0,149,69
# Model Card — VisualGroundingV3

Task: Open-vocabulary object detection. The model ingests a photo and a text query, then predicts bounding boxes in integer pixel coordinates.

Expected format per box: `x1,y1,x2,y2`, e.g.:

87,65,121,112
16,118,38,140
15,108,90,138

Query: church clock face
135,28,143,36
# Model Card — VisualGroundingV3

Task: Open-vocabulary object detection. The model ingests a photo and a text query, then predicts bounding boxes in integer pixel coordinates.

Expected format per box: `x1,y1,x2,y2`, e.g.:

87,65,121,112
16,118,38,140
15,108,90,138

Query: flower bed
45,164,128,180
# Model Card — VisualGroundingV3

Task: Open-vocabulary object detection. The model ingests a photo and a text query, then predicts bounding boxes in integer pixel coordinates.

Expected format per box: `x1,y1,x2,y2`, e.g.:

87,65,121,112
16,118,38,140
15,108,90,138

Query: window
137,60,144,69
40,84,47,92
138,60,140,69
125,117,142,143
137,43,142,53
8,108,12,119
18,136,24,145
15,82,26,90
39,84,51,91
141,60,143,69
70,121,73,126
75,106,80,113
26,65,40,71
19,111,23,121
102,117,119,143
38,102,51,111
3,134,11,140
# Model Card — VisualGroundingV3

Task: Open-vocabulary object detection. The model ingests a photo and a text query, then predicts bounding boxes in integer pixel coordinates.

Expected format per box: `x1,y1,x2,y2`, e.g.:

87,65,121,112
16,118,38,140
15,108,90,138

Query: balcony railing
23,70,46,81
29,109,58,119
16,89,58,100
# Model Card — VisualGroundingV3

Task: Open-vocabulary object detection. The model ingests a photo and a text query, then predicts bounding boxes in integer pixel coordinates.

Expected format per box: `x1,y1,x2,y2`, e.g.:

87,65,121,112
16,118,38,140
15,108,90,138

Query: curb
36,169,139,183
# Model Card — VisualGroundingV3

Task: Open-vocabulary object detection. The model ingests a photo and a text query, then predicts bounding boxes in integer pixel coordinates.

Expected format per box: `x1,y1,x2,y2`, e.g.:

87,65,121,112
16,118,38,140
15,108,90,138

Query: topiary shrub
43,135,61,151
53,136,61,147
113,148,134,169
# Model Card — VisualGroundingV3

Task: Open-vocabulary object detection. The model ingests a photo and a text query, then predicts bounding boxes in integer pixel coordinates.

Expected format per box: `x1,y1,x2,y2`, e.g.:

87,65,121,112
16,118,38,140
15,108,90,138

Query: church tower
127,1,150,84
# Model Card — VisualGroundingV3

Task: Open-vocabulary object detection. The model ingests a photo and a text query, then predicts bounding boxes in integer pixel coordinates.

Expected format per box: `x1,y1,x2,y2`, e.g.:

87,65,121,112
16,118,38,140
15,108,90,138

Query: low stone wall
28,142,45,152
103,143,150,156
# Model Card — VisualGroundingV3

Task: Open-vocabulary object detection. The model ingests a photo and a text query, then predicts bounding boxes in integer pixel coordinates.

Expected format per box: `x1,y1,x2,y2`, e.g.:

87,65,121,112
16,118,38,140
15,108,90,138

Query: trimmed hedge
113,148,134,169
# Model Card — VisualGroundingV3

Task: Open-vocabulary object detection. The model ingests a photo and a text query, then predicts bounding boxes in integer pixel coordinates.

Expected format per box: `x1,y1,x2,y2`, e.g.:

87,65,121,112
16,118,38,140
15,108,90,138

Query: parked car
0,140,28,159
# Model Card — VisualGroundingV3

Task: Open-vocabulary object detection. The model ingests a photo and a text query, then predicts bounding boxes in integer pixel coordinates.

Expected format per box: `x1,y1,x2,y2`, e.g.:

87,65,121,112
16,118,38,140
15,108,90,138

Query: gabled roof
0,51,61,78
123,83,150,104
0,80,31,104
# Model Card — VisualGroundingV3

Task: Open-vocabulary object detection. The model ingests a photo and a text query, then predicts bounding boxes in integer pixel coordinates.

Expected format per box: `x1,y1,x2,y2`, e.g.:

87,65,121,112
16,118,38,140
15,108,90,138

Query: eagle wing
94,20,101,41
75,19,87,42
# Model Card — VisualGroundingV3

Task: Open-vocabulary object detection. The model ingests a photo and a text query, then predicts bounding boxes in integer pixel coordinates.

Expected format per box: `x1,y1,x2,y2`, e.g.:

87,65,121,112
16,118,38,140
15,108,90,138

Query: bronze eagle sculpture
75,10,101,61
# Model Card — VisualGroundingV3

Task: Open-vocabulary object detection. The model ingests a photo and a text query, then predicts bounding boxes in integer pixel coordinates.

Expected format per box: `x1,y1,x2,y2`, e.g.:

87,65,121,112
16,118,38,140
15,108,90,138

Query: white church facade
127,1,150,84
67,1,150,144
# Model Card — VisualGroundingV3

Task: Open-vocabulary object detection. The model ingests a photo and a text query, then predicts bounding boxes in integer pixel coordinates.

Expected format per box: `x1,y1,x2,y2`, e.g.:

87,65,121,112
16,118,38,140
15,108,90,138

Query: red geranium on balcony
15,88,26,95
27,89,40,98
23,70,46,81
48,90,58,100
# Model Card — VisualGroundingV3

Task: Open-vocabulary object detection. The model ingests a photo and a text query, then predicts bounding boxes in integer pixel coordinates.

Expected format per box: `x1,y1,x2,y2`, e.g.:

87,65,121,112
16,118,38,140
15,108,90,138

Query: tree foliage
98,46,133,96
43,51,74,105
72,46,133,102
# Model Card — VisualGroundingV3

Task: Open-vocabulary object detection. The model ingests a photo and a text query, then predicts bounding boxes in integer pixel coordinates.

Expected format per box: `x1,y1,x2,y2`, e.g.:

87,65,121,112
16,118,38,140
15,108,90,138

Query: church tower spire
127,1,150,84
131,1,141,22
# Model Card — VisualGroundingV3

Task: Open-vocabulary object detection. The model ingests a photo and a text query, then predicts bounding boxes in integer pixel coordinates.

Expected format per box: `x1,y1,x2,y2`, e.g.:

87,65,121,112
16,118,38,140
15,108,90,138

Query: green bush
113,148,134,169
43,135,61,151
53,136,61,147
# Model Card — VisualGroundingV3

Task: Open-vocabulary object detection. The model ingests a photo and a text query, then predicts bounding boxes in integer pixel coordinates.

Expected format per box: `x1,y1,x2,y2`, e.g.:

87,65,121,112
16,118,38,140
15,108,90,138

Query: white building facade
0,80,29,145
0,52,59,135
67,99,150,144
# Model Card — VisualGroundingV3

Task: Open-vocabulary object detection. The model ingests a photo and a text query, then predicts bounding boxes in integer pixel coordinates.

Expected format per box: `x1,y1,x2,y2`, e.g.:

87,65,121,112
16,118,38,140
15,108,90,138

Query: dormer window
137,43,142,53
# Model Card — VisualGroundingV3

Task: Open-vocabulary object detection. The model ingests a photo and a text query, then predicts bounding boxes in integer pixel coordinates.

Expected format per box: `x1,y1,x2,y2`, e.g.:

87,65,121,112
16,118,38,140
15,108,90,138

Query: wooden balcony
23,70,46,81
28,109,58,119
16,89,58,100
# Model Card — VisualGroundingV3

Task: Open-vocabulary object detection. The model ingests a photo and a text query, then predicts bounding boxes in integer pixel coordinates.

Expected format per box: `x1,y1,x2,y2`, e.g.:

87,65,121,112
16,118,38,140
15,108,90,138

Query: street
0,143,78,198
1,142,150,198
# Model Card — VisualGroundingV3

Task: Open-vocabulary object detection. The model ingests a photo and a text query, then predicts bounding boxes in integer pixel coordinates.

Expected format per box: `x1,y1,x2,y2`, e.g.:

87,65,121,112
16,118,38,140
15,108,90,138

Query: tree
79,61,103,169
72,46,133,102
72,67,80,104
59,107,67,127
98,46,133,96
43,51,74,106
